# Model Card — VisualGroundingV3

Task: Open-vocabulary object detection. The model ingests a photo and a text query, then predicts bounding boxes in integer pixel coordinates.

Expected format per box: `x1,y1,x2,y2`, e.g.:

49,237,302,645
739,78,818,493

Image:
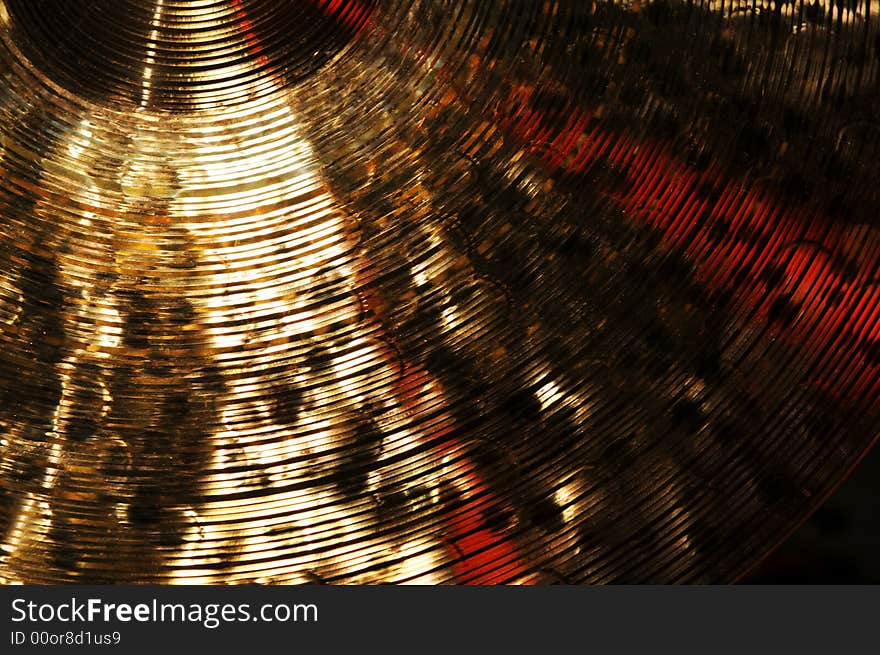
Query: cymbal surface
0,0,878,583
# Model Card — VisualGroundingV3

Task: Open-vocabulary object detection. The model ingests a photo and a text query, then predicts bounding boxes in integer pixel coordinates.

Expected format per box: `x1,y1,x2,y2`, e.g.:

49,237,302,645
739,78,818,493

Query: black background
745,442,880,584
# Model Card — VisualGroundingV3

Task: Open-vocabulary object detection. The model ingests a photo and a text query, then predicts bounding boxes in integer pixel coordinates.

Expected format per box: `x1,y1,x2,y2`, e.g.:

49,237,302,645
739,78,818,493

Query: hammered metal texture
0,0,879,583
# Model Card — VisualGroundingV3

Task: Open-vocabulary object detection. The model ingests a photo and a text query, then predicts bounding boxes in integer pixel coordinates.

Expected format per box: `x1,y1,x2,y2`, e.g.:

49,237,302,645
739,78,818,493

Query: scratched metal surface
0,0,878,583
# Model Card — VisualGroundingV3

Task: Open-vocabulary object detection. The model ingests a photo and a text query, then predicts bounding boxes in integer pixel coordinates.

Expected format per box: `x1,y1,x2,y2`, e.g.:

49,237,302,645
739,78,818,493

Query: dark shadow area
744,443,880,584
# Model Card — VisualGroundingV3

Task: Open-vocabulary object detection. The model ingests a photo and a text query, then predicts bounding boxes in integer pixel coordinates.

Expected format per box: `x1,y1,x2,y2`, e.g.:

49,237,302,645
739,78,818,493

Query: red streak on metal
231,0,372,67
310,0,373,34
499,96,880,408
355,270,529,584
400,366,528,584
231,0,271,69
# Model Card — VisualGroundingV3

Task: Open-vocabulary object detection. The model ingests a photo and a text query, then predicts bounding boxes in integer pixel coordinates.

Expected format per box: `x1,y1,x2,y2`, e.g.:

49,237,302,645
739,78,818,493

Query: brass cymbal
0,0,878,583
